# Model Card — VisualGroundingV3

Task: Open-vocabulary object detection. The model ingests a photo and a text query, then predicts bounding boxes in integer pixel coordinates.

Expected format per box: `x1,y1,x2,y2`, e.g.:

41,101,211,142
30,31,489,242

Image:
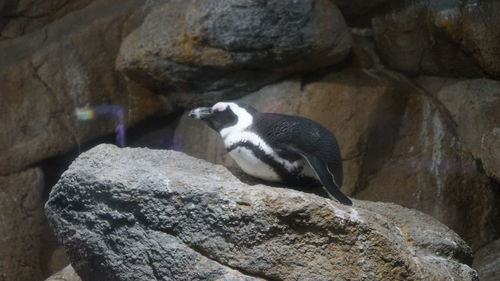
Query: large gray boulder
116,0,351,106
45,144,478,281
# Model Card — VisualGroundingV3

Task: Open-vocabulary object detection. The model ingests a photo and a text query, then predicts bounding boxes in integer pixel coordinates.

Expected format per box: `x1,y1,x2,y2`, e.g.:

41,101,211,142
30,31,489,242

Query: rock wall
0,0,499,280
473,238,500,281
0,1,170,280
0,168,45,281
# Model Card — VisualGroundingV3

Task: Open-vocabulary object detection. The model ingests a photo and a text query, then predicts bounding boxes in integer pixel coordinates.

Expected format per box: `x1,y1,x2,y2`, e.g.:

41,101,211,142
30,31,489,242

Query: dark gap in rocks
36,110,184,278
352,80,410,195
342,2,393,28
299,59,352,88
128,111,184,149
489,178,500,242
39,110,184,202
475,158,486,175
492,178,500,199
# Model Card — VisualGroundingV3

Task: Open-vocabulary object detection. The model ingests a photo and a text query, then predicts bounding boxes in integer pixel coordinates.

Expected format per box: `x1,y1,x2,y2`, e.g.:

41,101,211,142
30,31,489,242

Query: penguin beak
188,107,213,119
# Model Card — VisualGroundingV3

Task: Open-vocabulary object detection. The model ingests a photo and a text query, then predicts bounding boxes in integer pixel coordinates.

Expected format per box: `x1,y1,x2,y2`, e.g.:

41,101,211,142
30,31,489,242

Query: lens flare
75,104,126,147
75,109,95,120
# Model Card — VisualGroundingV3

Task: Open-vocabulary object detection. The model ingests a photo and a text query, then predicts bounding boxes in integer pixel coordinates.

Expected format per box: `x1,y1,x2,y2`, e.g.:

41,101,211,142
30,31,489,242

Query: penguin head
189,102,257,133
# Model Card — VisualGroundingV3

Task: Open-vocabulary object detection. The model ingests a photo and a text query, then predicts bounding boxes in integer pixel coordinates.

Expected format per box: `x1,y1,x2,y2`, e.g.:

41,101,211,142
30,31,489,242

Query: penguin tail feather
324,186,352,206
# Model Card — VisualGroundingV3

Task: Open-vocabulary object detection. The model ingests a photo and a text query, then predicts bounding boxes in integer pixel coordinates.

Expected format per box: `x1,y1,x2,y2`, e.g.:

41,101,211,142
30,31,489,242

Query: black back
252,112,343,186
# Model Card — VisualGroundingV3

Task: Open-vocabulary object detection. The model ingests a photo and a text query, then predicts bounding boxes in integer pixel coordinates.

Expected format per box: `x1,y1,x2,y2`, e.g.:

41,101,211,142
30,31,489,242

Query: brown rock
415,76,500,182
372,0,500,77
0,168,44,281
0,0,165,176
174,115,236,169
473,239,500,281
354,81,500,251
0,0,94,39
350,28,383,69
39,227,69,278
116,0,351,106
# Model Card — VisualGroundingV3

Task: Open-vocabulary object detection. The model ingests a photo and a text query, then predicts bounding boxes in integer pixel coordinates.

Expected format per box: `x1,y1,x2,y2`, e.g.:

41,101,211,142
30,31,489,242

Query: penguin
188,101,352,206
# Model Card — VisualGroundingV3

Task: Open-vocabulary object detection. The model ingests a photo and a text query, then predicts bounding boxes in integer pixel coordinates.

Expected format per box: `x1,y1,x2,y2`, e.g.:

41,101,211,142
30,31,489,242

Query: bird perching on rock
189,102,352,206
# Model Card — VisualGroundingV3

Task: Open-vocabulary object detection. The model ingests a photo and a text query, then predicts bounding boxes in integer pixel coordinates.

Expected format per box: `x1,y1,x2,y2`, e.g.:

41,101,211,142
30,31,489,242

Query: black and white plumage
188,102,352,205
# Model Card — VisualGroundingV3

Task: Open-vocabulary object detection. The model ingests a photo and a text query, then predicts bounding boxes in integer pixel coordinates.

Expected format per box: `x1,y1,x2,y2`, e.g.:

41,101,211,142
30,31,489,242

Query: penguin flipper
288,147,352,206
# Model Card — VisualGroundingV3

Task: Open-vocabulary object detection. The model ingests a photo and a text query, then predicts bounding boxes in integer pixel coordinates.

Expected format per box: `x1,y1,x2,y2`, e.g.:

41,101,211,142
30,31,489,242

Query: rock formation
473,239,500,281
116,0,351,106
46,144,478,281
0,0,499,280
0,1,167,279
0,168,45,280
372,0,500,78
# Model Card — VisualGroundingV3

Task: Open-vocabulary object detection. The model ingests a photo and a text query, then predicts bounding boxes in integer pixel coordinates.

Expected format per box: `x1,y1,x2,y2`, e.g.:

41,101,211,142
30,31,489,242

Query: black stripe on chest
227,141,313,185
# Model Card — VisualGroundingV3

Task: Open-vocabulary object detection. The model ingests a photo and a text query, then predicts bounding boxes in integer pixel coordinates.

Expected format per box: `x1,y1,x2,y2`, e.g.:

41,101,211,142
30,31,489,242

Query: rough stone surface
0,0,165,176
0,168,45,281
45,144,478,281
354,80,500,251
0,0,94,39
45,265,81,281
372,0,500,78
473,239,500,281
116,0,351,106
415,76,500,182
174,68,500,251
350,29,383,69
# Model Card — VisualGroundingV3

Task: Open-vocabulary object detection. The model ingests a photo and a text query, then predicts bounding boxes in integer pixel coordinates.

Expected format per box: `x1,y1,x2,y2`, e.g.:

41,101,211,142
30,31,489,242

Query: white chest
222,130,314,182
228,146,281,182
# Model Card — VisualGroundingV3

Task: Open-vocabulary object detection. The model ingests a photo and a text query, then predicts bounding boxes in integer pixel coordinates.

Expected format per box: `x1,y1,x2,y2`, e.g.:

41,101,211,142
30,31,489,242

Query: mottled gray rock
372,0,500,78
45,265,81,281
46,144,478,281
473,239,500,281
116,0,351,106
0,168,45,281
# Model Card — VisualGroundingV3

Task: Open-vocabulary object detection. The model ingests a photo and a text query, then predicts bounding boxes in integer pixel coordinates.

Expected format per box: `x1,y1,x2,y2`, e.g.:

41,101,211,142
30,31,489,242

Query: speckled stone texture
46,144,478,281
116,0,351,106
